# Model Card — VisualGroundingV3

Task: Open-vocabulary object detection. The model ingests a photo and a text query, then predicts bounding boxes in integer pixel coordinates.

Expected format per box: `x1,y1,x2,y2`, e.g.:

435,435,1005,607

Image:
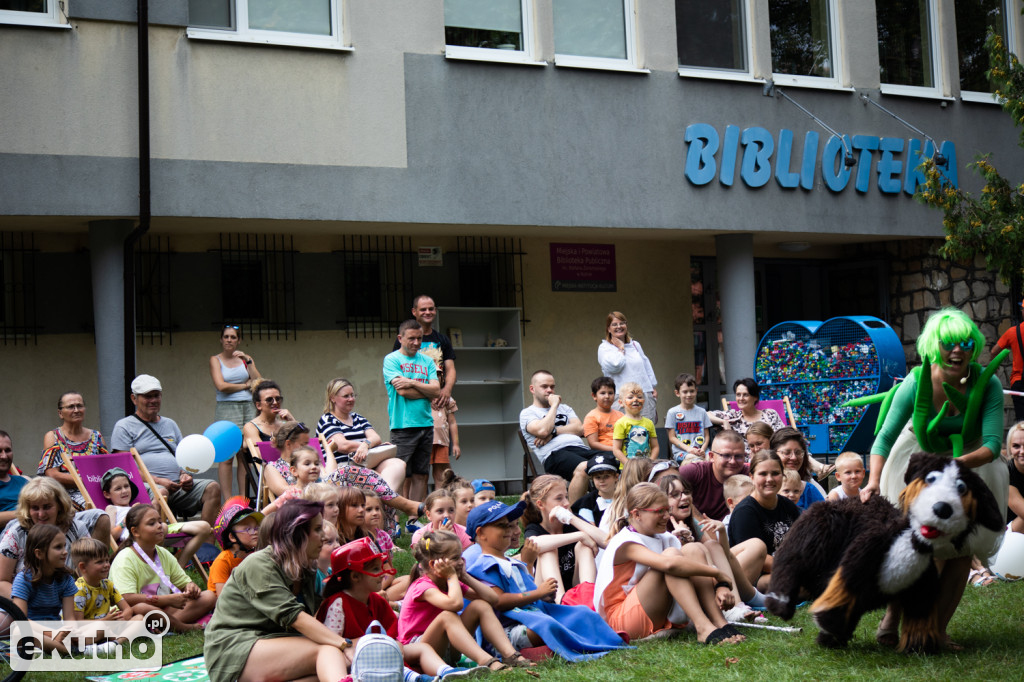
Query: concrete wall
0,234,689,472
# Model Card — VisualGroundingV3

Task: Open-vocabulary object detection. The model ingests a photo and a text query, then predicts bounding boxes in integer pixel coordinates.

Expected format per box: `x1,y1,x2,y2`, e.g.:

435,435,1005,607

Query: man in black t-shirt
392,295,456,408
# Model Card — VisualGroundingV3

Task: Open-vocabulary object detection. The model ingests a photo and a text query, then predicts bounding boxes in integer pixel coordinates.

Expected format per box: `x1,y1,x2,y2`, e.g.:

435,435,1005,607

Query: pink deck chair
66,449,209,580
720,396,795,427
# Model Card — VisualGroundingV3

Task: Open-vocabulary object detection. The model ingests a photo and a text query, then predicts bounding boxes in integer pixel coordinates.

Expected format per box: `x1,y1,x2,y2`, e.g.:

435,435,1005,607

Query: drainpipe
124,0,150,413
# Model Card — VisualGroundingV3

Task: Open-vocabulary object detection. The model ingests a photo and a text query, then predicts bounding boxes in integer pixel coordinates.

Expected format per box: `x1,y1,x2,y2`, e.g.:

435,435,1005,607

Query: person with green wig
861,307,1009,649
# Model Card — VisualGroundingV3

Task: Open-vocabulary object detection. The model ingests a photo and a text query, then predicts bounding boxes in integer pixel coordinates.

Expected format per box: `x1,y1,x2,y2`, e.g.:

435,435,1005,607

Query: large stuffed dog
765,452,1004,652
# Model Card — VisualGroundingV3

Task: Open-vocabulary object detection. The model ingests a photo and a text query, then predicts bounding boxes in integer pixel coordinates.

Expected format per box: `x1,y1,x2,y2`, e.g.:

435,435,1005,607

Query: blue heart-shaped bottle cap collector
755,316,906,455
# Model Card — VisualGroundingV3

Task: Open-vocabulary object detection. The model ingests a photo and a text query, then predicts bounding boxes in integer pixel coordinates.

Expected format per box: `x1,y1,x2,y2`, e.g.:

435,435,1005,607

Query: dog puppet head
899,452,1003,555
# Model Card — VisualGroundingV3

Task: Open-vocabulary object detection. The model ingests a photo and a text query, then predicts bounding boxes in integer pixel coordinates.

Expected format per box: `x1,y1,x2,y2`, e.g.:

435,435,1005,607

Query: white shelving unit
437,307,524,488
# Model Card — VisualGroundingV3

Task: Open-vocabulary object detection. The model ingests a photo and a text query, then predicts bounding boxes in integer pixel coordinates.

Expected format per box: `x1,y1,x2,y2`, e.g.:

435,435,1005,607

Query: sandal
968,568,998,587
702,625,743,646
502,652,538,668
481,657,507,672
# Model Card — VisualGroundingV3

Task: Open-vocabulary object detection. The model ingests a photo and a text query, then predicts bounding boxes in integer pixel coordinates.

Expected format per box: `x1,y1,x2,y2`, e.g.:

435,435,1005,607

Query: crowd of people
1,301,1022,681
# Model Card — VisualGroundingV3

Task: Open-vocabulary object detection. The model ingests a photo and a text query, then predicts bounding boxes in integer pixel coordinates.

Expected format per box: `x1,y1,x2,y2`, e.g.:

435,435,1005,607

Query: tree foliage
916,19,1024,286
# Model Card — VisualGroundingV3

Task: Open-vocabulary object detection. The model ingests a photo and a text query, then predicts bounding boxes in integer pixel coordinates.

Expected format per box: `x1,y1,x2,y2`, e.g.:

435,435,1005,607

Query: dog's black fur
764,452,1003,652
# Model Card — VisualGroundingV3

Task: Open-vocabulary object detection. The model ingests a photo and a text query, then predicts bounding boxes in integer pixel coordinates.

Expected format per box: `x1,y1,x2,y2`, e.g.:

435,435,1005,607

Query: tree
916,15,1024,288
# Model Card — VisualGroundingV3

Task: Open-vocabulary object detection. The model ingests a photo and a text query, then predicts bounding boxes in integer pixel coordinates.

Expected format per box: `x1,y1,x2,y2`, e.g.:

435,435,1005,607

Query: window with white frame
187,0,344,50
877,0,942,96
553,0,638,70
676,0,751,77
0,0,64,27
769,0,841,85
956,0,1017,100
444,0,536,62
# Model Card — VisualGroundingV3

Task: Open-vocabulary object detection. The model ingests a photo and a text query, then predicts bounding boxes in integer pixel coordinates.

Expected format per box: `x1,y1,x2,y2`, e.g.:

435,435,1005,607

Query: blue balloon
204,421,243,463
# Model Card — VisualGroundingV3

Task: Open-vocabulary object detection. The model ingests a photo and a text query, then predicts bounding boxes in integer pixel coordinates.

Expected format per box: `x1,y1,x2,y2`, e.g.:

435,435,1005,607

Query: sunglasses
941,339,975,351
263,396,284,405
223,324,240,330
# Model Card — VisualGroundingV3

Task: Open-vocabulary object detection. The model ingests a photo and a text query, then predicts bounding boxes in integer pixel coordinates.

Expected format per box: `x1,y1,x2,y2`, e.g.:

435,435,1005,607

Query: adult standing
862,308,1009,649
204,499,349,682
0,431,28,529
110,374,222,526
393,295,457,408
241,381,294,444
39,391,108,512
383,320,440,503
210,324,261,498
598,311,658,421
993,298,1024,421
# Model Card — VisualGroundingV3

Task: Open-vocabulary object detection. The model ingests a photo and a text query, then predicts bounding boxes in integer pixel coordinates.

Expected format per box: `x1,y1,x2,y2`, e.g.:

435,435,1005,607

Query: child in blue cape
464,500,630,662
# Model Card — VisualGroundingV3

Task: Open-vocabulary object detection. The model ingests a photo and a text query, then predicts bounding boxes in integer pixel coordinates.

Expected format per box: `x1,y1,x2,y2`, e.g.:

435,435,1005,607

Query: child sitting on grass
315,521,341,590
440,470,475,527
612,382,659,463
208,497,263,597
721,474,754,529
397,531,535,671
583,377,623,453
779,470,805,506
570,455,619,528
472,479,495,507
12,524,78,654
317,537,479,681
466,499,629,660
827,452,865,501
303,482,340,526
411,489,472,550
72,536,134,622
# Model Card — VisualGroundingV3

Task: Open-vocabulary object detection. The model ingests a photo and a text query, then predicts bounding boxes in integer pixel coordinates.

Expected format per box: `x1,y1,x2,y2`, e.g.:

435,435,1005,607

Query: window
187,0,345,50
0,0,65,27
217,234,298,341
444,0,538,63
956,0,1017,101
877,0,942,96
553,0,640,71
769,0,841,86
677,0,752,77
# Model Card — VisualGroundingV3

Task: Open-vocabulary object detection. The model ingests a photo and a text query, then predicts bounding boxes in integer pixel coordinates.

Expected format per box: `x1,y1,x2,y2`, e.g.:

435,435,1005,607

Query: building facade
2,0,1022,482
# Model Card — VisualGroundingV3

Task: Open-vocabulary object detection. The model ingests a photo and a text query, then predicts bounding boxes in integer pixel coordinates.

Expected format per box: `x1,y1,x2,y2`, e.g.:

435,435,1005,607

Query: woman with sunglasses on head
862,307,1009,650
242,380,293,445
211,324,262,497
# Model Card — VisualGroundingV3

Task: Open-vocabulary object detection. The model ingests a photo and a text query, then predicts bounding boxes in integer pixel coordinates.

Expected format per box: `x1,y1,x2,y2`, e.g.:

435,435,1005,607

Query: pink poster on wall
550,243,616,292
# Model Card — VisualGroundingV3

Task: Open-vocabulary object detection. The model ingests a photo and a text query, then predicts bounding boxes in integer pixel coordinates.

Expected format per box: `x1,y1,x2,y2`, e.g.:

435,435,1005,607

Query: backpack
350,620,404,682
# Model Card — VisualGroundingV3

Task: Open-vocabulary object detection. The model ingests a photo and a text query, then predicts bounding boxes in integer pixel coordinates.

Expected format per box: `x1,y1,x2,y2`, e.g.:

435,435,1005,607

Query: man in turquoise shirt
383,319,440,503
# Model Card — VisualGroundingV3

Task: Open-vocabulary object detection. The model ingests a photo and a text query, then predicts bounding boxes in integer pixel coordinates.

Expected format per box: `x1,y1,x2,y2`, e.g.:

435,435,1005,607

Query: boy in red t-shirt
317,538,482,680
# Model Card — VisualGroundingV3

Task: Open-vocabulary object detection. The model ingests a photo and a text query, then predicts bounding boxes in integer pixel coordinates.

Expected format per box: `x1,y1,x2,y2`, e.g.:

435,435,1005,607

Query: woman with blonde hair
0,477,105,597
598,311,659,421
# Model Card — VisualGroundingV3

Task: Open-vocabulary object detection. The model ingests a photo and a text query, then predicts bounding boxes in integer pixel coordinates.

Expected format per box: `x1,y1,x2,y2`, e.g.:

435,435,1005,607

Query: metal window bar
336,235,413,339
215,234,298,341
0,231,38,345
135,234,172,345
454,236,527,336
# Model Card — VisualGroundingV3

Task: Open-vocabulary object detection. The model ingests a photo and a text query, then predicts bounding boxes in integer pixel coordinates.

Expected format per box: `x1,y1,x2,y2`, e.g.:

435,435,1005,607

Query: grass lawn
5,513,1023,681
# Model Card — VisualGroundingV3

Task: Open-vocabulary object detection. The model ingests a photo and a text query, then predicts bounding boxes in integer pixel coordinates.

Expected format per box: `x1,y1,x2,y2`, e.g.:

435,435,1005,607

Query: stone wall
862,237,1019,425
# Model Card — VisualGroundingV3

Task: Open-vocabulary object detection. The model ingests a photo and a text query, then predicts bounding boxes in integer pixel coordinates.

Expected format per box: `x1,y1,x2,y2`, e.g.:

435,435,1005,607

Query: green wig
916,307,984,367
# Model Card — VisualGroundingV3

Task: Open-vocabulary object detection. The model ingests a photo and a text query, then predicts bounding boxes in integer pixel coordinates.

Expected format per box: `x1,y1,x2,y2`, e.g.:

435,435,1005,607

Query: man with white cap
110,374,221,525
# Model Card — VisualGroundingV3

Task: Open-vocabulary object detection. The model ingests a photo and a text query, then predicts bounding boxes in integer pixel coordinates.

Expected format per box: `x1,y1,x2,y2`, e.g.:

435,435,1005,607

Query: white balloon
175,434,216,476
991,530,1024,581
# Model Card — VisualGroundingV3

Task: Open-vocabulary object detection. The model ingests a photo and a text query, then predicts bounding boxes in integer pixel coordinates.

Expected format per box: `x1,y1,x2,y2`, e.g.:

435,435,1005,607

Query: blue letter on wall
852,135,880,193
800,131,819,190
720,125,741,187
876,137,904,194
821,135,852,192
684,124,719,186
740,127,774,188
775,128,800,189
903,139,958,194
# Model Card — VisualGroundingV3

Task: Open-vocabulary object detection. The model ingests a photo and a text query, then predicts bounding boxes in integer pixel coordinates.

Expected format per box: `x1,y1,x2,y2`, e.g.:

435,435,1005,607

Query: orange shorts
603,585,668,640
431,444,449,465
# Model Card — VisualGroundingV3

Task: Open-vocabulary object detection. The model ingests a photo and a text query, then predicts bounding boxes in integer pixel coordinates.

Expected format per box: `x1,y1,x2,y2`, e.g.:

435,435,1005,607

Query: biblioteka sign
683,123,958,195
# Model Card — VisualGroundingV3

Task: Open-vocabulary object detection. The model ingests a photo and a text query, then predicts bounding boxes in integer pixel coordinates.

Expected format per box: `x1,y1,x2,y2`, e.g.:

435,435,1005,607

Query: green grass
5,513,1023,681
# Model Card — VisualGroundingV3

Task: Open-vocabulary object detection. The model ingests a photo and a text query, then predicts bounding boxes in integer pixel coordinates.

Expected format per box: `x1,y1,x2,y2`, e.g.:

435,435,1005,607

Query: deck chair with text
65,450,211,581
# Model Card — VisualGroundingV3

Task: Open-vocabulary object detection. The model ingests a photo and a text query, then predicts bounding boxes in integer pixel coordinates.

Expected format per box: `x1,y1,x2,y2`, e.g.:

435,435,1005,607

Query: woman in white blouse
598,311,659,421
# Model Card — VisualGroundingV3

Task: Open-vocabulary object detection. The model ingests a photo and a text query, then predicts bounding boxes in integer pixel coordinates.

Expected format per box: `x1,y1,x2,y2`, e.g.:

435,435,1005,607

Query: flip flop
702,625,742,646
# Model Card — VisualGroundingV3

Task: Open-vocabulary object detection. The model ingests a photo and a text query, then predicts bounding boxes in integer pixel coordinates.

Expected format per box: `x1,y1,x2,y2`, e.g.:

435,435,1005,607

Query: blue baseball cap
472,479,495,494
465,499,526,540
